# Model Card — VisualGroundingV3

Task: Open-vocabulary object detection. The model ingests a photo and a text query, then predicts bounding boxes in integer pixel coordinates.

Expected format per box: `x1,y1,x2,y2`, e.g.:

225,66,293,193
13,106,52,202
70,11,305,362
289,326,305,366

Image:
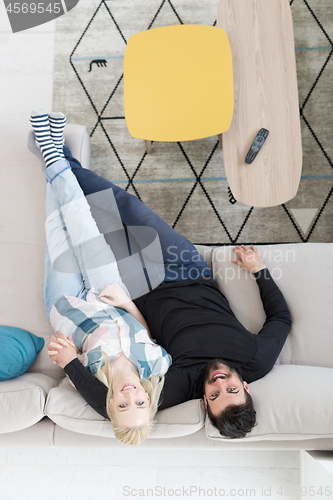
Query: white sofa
1,125,332,449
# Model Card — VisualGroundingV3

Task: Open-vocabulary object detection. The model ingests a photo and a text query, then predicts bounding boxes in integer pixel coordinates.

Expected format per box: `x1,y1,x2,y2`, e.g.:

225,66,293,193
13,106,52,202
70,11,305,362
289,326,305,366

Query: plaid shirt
50,289,172,379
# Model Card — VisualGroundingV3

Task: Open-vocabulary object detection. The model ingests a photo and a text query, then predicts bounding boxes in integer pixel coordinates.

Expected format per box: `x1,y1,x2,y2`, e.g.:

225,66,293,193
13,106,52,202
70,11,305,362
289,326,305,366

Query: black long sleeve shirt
64,268,291,418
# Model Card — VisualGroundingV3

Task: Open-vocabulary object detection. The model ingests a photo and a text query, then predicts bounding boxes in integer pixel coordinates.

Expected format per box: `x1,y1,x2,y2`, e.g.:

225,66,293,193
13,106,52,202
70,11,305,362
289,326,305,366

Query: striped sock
49,112,66,157
30,109,61,168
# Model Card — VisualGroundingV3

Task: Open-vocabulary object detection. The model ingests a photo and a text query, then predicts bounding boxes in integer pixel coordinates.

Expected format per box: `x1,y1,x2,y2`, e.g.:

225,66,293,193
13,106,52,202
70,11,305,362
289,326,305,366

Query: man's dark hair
206,390,257,438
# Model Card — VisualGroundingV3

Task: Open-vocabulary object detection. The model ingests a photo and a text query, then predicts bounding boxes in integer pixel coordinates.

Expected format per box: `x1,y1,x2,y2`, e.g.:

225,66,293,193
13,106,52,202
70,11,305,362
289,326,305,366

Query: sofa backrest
211,243,333,368
0,125,91,383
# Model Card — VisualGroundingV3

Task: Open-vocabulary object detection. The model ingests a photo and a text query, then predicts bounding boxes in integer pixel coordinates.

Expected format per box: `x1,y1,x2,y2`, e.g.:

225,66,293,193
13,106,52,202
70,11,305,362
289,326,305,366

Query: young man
132,245,291,438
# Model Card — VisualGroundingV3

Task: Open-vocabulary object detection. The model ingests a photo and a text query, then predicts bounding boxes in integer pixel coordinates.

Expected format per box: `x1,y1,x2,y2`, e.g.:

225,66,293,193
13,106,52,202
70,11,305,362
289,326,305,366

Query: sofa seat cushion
0,373,58,433
45,376,205,439
206,365,333,441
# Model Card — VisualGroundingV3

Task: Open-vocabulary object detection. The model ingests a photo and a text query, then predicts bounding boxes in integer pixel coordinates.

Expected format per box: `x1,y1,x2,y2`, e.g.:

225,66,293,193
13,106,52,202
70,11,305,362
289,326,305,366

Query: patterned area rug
53,0,333,245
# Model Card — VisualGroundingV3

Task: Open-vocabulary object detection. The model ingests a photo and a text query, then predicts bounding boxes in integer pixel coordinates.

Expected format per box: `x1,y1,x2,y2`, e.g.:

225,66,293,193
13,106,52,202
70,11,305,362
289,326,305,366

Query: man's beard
203,358,240,387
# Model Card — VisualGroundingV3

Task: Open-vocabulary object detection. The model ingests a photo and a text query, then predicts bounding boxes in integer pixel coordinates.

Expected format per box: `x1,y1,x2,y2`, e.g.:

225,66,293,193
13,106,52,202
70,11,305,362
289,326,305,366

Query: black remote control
245,128,269,164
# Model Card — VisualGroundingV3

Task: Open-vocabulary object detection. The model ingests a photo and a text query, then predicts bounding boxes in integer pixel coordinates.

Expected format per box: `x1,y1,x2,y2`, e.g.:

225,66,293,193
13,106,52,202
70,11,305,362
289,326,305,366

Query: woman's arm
64,359,109,418
98,284,152,338
47,332,109,419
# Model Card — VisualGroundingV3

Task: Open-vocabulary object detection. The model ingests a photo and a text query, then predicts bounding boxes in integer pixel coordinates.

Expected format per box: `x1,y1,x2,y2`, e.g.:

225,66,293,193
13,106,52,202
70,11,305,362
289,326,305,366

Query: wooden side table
217,0,302,207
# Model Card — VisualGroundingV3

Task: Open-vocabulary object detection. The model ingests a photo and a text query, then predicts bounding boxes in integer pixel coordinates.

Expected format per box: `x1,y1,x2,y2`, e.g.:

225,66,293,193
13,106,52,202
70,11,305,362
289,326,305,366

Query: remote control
245,128,269,164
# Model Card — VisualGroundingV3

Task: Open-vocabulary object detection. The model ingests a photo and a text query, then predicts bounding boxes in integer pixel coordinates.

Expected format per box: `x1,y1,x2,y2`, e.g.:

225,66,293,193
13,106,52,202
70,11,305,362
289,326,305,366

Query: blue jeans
43,159,129,319
64,145,212,283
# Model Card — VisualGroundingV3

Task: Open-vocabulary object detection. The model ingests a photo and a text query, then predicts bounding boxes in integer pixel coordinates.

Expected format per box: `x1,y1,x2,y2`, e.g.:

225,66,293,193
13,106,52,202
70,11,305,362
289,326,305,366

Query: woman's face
109,378,151,428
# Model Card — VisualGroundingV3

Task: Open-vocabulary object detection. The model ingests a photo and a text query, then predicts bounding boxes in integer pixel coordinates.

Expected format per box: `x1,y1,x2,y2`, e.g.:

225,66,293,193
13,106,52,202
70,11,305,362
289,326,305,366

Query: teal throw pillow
0,326,44,381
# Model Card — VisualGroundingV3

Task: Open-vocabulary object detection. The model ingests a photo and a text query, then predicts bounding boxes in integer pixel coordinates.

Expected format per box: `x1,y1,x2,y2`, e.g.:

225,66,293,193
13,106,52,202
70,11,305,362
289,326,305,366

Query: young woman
30,110,175,445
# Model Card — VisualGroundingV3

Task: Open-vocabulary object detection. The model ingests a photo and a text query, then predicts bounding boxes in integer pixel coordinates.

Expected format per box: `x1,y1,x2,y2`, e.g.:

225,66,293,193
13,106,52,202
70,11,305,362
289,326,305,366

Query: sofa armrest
64,124,90,169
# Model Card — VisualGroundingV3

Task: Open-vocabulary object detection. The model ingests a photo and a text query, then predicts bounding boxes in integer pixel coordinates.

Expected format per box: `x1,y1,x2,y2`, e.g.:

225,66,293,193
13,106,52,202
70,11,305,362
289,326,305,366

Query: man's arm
232,244,266,274
249,266,292,379
232,245,292,381
232,245,291,331
254,267,292,329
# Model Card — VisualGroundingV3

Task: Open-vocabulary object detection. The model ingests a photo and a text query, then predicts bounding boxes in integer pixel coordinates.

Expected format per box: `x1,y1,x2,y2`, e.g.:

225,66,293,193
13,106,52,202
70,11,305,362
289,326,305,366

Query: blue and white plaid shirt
50,289,172,379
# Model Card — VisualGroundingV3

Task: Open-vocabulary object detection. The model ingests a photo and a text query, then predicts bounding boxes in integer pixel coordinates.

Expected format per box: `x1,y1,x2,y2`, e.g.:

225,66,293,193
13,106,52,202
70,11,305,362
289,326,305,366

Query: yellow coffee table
124,24,234,151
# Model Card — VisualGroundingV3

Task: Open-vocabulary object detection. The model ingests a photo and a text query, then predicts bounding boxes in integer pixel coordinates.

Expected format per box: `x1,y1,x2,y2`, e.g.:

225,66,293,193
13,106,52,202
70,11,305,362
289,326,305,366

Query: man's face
203,360,251,416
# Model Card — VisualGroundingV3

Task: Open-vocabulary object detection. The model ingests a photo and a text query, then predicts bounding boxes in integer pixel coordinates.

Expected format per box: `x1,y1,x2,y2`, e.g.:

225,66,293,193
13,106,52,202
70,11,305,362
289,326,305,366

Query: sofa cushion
206,365,333,441
45,376,205,439
212,243,333,367
0,373,58,433
0,417,55,447
0,326,44,380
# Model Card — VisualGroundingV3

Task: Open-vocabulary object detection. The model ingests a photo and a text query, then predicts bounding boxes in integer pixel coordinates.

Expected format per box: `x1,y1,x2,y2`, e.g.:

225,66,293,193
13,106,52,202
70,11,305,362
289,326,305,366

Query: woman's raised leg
44,160,129,294
30,110,129,298
43,182,86,319
64,145,212,283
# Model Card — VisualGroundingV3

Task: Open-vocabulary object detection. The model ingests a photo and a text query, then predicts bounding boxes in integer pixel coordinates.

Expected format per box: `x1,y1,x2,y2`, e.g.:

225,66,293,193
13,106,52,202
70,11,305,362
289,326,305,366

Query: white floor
0,6,301,500
0,447,300,500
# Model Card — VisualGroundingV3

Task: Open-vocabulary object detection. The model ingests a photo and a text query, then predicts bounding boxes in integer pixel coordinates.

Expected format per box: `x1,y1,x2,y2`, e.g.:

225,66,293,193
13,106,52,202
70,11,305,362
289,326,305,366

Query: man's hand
232,245,266,274
47,331,78,369
98,283,132,309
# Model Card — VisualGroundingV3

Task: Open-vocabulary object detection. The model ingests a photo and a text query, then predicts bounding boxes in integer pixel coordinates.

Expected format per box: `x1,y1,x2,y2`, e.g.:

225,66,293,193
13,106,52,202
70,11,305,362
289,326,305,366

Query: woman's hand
47,331,78,369
98,283,132,309
232,245,266,274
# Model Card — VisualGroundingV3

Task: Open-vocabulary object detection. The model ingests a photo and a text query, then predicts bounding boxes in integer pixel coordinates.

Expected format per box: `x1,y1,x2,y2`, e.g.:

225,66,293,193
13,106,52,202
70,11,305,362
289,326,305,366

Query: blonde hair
93,352,164,446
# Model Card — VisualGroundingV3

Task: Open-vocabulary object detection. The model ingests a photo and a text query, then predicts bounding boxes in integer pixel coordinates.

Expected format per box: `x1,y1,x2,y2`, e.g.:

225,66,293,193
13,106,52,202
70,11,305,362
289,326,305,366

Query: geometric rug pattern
53,0,333,244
